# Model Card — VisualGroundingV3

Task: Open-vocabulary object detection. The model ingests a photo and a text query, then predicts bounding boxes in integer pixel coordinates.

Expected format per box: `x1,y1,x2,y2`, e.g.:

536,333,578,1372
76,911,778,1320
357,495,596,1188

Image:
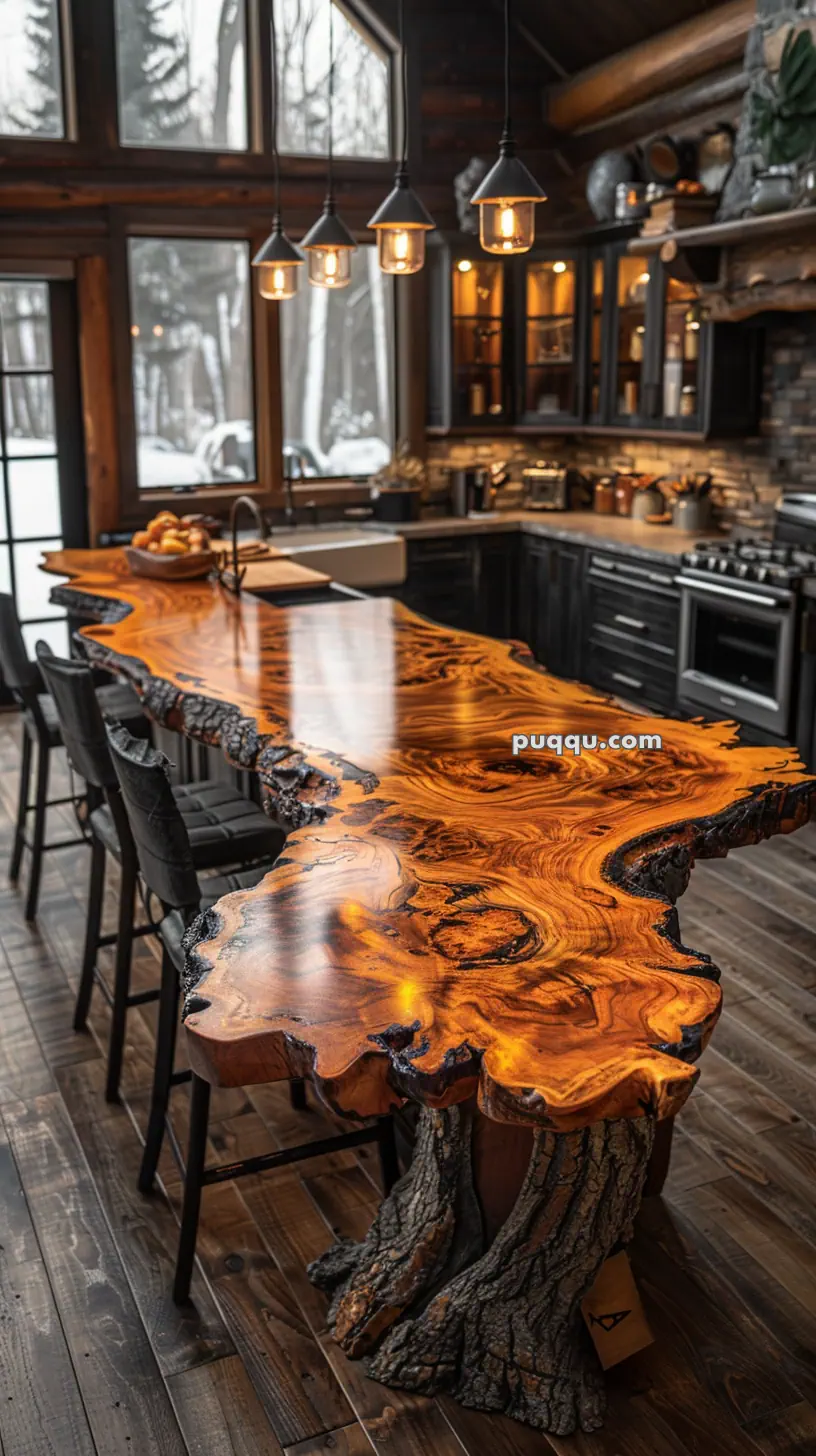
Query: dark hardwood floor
2,713,816,1455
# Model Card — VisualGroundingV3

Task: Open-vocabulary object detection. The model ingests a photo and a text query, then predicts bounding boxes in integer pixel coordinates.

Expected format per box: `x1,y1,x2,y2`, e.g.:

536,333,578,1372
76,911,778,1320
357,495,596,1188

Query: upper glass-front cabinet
519,255,581,425
450,256,508,426
426,231,762,439
609,253,651,428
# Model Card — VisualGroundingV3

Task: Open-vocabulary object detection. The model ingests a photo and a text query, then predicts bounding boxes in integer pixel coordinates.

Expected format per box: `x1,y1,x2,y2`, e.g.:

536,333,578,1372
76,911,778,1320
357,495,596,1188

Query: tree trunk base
310,1109,655,1436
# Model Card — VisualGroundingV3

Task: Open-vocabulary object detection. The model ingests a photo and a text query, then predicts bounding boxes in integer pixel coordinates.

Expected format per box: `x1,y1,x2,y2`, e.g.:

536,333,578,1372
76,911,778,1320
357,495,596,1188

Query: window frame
0,0,397,169
113,215,276,525
0,0,77,148
113,215,401,528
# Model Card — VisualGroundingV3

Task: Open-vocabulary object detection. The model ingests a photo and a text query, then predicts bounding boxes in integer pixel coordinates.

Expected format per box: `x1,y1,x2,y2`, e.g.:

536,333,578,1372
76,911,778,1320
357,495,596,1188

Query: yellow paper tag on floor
581,1251,654,1370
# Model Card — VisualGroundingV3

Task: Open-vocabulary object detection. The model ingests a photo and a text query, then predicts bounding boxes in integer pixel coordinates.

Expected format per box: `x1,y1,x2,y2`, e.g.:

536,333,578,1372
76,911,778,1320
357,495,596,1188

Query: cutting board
224,557,331,593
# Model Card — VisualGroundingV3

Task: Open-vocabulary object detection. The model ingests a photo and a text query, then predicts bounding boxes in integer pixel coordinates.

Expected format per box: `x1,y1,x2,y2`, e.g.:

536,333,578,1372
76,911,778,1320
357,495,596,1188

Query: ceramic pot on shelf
750,164,796,215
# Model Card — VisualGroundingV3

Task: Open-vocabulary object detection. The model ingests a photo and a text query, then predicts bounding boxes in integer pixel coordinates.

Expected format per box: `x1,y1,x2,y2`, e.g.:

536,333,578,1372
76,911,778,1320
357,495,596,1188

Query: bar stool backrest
36,644,118,791
0,592,40,711
106,721,201,914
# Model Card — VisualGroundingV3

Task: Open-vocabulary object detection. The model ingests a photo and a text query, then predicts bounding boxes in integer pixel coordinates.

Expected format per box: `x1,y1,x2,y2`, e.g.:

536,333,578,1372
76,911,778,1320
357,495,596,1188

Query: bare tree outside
128,239,255,488
115,0,248,149
274,0,390,159
0,0,64,138
281,246,394,477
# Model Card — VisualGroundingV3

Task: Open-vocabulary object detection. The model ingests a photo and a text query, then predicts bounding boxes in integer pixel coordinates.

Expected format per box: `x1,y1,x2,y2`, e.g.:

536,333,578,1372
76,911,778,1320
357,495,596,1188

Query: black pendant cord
399,0,408,172
503,0,512,146
271,0,281,220
327,0,335,203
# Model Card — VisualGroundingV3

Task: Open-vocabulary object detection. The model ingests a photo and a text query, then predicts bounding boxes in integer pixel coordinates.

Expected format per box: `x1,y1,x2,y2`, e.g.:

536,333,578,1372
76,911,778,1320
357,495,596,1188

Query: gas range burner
682,537,816,588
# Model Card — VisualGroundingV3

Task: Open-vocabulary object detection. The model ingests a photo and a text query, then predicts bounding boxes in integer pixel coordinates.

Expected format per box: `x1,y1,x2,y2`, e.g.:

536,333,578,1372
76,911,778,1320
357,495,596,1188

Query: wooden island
44,547,816,1437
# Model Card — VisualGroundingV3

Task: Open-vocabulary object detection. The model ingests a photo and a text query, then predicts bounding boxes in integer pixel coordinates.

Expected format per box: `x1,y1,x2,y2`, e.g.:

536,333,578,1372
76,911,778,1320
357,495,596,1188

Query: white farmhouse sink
272,527,406,589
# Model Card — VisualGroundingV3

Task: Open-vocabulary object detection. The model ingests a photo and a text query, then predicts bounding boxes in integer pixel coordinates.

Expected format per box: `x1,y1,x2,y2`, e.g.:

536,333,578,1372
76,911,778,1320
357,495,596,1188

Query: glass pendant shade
471,145,546,256
307,246,353,289
376,227,425,275
302,200,357,290
368,168,435,276
252,219,303,301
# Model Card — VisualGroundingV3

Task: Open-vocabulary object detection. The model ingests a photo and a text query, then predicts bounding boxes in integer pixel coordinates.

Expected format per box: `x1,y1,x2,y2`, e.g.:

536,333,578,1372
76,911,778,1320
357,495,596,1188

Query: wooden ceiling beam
547,0,755,134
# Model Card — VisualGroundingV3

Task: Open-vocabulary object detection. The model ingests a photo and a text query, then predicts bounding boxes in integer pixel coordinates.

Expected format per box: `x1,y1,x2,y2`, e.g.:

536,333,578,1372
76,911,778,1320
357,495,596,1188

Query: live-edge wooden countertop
40,545,816,1135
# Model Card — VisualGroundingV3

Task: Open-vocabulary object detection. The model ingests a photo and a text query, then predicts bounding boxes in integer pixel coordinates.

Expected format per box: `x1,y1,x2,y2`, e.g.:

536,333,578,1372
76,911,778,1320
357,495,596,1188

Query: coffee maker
522,462,591,512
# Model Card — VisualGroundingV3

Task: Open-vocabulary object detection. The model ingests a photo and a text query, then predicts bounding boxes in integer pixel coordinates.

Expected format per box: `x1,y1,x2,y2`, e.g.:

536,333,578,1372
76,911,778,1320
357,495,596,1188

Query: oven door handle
674,575,787,610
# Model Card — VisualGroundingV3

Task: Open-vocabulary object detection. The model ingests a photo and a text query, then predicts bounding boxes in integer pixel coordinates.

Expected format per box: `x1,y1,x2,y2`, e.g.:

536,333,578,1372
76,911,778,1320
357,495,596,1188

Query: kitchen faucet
226,493,266,595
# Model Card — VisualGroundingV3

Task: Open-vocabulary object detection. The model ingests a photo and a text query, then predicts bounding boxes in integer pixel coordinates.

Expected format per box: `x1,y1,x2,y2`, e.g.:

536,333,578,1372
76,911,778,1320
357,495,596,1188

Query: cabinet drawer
586,574,679,657
584,639,676,713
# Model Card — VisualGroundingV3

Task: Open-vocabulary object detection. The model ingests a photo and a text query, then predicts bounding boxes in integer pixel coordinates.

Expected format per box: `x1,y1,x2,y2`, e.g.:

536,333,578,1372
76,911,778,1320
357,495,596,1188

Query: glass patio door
0,277,86,692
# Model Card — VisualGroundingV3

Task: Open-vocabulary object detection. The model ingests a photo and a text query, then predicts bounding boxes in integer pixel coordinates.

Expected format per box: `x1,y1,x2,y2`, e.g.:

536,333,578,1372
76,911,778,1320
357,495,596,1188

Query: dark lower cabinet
519,537,584,679
396,529,681,716
397,534,519,639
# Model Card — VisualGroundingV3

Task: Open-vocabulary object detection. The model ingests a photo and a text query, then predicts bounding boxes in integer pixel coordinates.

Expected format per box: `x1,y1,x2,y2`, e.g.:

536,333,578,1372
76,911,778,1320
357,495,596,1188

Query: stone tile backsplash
427,314,816,529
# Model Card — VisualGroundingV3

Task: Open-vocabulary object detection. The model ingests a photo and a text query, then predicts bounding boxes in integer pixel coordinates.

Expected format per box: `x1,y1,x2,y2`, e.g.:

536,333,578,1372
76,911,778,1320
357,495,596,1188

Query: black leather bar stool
106,721,400,1305
0,592,146,921
36,644,290,1104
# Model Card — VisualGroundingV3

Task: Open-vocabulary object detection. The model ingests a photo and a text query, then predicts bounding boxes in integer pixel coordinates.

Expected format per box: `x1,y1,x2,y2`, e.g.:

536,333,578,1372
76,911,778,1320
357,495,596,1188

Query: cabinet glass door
451,258,506,425
659,277,704,430
588,255,605,423
611,256,651,425
522,257,578,422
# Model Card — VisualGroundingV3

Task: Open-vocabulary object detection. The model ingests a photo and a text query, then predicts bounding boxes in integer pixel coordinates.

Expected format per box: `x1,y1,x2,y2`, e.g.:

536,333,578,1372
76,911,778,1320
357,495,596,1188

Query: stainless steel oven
676,572,797,737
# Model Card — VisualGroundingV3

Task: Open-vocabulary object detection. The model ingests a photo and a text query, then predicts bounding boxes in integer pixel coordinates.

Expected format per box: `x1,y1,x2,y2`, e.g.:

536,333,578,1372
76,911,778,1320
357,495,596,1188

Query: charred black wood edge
59,579,816,1122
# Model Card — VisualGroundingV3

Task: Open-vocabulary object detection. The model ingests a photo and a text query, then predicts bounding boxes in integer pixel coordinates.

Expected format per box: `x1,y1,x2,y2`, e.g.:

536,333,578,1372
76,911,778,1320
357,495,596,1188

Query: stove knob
718,557,733,575
707,554,720,571
736,561,751,580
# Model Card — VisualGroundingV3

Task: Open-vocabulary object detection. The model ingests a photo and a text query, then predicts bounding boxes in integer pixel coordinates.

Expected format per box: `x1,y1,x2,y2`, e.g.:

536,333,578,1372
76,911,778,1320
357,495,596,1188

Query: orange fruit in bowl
131,529,150,549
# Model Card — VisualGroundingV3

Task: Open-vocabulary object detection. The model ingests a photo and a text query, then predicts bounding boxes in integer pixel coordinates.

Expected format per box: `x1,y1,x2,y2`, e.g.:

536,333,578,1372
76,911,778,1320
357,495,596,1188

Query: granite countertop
370,510,712,563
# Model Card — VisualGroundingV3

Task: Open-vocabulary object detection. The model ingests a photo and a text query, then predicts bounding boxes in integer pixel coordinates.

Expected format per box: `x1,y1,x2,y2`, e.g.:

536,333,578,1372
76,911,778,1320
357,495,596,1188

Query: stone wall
719,1,816,219
426,313,816,530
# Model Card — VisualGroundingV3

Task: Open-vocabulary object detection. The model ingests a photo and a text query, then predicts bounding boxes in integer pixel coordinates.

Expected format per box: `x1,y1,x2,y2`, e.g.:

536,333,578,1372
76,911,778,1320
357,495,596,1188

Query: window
0,280,68,659
127,238,255,490
114,0,248,151
280,245,393,479
274,0,390,159
0,0,65,139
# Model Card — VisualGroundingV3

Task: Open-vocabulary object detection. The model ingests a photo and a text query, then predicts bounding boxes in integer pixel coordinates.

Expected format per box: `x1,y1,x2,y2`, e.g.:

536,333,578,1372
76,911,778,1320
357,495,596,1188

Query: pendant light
252,0,303,300
471,0,546,255
302,1,356,289
368,0,435,275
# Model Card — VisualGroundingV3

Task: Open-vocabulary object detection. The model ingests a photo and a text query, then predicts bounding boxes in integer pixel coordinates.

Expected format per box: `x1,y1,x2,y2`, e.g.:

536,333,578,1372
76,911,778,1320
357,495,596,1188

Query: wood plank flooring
2,713,816,1455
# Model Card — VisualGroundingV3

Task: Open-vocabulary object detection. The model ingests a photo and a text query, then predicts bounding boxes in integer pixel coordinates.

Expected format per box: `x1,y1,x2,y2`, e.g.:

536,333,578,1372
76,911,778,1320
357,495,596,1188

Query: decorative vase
750,164,797,215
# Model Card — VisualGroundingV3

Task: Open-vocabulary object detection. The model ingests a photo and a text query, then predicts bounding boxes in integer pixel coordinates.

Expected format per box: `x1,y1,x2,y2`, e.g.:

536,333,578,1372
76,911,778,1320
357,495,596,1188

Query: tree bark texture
312,1106,655,1436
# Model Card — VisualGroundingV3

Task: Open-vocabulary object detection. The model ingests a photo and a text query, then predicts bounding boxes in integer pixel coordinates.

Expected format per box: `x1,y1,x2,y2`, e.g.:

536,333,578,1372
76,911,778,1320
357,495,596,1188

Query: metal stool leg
24,737,49,921
75,837,105,1031
173,1072,211,1305
138,948,179,1194
105,853,137,1103
376,1116,400,1193
289,1079,308,1111
9,728,32,883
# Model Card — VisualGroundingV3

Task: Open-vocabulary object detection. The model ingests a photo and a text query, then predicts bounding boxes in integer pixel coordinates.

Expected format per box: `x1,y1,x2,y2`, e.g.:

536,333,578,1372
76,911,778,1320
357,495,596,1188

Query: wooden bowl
124,546,216,581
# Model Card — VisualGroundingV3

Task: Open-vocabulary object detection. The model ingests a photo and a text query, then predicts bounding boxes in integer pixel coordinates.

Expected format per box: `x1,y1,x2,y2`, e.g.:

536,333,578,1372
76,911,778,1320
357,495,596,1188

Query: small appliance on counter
522,461,591,512
450,466,497,516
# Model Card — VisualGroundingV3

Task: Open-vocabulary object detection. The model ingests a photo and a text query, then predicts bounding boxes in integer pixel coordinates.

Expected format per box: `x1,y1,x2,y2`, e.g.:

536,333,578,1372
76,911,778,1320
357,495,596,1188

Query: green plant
754,27,816,167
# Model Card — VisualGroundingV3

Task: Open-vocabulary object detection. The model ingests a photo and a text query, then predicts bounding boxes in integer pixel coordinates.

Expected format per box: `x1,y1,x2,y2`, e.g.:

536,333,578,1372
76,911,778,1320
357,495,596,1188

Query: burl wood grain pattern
45,547,816,1132
44,546,816,1435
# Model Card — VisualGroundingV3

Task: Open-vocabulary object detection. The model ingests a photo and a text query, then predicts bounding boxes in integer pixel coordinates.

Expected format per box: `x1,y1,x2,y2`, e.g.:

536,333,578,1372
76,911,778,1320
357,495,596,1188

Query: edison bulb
257,261,300,301
457,258,473,273
308,247,352,289
553,260,567,274
377,227,426,276
478,199,536,255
